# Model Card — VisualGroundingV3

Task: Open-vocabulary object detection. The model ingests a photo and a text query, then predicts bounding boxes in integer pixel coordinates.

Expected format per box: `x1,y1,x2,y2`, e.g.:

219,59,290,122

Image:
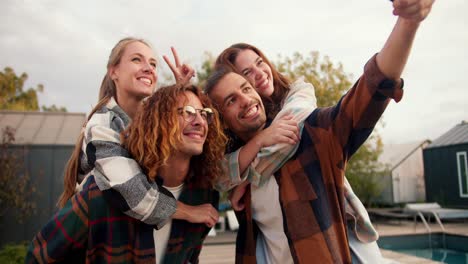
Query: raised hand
392,0,434,22
163,47,195,85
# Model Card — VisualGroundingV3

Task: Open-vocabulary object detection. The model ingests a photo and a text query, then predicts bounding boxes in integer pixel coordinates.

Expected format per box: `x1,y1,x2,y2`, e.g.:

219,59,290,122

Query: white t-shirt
153,183,184,263
251,176,294,264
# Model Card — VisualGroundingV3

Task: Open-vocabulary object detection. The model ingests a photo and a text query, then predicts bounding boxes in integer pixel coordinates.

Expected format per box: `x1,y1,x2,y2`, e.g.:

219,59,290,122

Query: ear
108,66,118,81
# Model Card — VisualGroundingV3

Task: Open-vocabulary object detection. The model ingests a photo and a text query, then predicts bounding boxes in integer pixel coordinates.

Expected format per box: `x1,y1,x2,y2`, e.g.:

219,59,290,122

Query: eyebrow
221,80,249,106
131,53,157,64
241,55,261,74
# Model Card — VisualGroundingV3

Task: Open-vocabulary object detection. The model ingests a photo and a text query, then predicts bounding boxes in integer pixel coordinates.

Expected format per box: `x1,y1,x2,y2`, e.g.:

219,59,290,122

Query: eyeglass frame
177,105,214,124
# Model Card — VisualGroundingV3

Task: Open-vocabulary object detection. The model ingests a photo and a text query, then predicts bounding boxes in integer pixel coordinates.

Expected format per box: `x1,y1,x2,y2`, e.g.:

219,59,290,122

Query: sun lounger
404,203,468,220
404,203,468,232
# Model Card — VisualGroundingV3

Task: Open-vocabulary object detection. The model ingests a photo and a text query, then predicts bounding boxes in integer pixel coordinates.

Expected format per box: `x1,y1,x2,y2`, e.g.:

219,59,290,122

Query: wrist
252,133,265,149
173,201,191,221
398,17,421,31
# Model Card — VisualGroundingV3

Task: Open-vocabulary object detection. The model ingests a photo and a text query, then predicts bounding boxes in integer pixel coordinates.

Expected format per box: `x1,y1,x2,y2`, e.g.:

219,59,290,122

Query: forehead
211,72,246,102
177,91,203,107
235,49,260,66
122,41,155,59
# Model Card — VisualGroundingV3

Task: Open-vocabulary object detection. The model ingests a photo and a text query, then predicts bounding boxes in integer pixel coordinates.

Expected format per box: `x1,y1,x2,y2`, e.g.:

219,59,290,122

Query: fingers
178,65,195,85
163,55,177,75
170,46,181,67
231,195,245,211
231,199,245,211
230,184,247,211
182,64,195,78
393,0,433,21
204,205,219,228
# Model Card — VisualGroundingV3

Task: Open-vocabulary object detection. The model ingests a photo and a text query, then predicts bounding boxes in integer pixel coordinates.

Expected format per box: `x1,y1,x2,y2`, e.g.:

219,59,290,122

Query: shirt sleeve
250,77,317,186
305,53,404,159
84,110,177,229
214,150,252,191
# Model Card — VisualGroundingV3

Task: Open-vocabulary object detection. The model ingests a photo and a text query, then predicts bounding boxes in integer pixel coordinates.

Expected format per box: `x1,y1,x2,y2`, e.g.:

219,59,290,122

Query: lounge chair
404,203,468,219
404,203,468,231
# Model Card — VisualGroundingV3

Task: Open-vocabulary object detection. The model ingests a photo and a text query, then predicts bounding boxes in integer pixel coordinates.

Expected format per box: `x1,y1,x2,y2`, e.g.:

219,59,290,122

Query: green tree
42,104,67,112
0,67,42,111
196,52,215,87
0,67,66,112
0,127,36,223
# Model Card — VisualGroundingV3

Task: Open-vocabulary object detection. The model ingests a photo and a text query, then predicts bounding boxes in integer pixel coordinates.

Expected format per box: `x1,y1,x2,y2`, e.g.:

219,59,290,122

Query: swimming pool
377,233,468,263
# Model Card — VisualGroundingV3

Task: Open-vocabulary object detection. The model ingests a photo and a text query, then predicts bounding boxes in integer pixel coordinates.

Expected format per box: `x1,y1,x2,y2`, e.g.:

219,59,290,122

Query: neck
158,155,191,187
238,123,266,142
115,91,141,119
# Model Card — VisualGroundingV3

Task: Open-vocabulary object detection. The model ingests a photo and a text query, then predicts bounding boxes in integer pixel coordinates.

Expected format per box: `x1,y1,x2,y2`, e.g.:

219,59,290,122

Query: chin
188,147,204,156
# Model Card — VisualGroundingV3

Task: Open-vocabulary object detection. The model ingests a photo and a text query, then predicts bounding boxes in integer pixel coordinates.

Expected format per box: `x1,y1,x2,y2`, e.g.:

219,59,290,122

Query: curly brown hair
122,84,227,188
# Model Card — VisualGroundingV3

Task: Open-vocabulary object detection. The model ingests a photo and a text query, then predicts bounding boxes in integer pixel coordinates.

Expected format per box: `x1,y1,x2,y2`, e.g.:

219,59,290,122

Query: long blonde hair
57,37,152,207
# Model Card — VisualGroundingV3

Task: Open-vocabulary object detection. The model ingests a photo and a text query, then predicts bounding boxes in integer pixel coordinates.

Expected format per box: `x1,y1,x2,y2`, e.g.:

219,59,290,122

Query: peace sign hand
163,46,195,86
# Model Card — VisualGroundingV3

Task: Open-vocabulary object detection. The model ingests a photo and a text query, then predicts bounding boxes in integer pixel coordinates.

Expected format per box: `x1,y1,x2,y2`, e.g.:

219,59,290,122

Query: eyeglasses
177,105,214,124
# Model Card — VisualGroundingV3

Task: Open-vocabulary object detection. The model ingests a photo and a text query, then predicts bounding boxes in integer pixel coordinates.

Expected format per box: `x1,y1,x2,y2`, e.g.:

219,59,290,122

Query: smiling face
209,72,266,141
175,91,209,158
110,41,157,101
234,49,275,98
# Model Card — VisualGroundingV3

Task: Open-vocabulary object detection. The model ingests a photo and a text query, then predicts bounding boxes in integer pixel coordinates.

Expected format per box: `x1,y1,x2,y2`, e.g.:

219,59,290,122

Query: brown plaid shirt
234,54,404,264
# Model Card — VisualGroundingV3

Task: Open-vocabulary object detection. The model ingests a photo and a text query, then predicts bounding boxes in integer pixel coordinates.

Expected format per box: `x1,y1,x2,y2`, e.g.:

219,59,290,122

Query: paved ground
200,220,468,263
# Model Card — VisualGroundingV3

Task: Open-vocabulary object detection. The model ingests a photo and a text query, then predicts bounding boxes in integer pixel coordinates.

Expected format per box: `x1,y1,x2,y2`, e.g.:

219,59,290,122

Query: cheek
247,76,256,85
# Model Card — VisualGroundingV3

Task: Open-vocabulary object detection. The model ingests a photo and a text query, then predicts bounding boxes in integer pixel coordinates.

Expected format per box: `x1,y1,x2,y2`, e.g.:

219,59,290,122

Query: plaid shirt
234,54,404,263
25,175,218,264
219,73,379,244
78,97,177,229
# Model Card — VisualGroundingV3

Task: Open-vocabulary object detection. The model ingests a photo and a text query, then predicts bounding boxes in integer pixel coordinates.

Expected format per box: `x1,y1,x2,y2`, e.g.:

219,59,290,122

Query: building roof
0,111,86,145
379,140,431,170
427,121,468,149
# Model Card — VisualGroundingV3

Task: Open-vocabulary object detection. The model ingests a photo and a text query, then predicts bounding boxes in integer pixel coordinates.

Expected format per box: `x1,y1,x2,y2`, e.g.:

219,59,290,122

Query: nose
142,61,155,74
238,93,251,108
253,67,264,80
190,111,207,126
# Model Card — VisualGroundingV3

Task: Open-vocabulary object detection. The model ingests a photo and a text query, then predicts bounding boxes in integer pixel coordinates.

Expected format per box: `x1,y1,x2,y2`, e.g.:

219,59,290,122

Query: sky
1,0,467,145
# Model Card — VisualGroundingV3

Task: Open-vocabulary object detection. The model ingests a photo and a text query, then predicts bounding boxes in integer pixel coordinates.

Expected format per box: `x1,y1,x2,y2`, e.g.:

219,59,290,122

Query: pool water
395,248,468,263
378,233,468,264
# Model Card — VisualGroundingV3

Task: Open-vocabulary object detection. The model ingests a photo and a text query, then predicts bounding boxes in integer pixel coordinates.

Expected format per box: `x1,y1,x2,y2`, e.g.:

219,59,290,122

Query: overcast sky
1,0,467,144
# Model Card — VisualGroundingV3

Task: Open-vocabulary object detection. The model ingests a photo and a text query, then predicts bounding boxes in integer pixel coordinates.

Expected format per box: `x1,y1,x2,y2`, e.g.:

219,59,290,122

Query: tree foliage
0,67,66,112
197,50,386,206
42,104,67,112
276,51,352,107
0,127,36,223
196,52,215,87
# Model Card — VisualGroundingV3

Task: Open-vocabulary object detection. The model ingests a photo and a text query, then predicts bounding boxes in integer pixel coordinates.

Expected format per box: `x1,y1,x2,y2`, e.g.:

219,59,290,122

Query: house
423,121,468,208
0,110,86,246
378,140,431,204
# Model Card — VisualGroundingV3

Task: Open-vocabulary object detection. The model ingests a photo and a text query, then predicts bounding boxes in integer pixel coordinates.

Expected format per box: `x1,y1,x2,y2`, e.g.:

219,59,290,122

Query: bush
0,243,28,264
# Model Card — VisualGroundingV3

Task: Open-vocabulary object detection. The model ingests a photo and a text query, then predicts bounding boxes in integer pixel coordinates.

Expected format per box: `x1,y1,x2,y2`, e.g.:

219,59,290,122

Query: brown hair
57,37,152,208
123,84,227,188
215,43,291,118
